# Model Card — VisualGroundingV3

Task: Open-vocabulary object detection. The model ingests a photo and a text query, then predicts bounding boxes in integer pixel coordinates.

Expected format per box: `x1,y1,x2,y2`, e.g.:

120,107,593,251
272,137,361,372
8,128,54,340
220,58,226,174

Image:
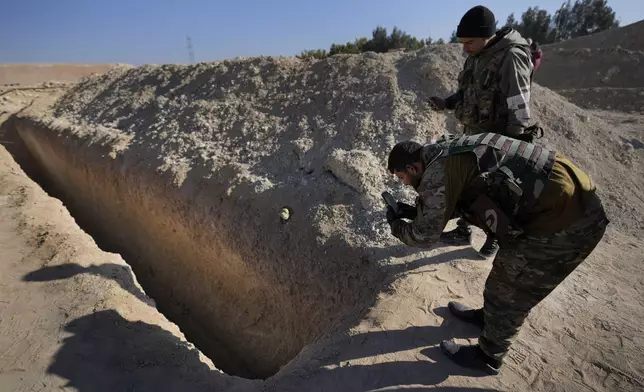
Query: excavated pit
1,114,385,379
6,42,642,383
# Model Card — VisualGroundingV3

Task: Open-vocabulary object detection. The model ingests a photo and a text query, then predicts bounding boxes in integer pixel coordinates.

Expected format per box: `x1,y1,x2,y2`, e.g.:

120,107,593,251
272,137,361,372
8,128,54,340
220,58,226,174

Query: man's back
438,149,592,236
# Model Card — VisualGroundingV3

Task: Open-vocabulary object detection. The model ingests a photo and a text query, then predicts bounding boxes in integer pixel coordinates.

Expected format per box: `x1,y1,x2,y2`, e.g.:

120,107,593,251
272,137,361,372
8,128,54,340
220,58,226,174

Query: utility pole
186,35,196,64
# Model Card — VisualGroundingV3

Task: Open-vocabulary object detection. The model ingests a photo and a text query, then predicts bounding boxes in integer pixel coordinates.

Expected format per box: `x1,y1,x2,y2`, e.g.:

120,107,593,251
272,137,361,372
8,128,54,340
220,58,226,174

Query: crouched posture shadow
48,310,242,392
49,309,500,392
276,307,507,392
23,263,154,307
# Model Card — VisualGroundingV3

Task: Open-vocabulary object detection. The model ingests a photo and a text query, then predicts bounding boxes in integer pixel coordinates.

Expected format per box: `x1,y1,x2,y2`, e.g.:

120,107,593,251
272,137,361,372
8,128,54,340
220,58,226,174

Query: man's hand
428,96,446,111
396,202,417,220
387,202,417,224
386,206,398,224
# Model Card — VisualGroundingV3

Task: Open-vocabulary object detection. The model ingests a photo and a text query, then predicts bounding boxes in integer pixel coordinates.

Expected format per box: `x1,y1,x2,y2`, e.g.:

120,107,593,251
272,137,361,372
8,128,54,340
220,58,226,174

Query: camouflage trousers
478,191,609,361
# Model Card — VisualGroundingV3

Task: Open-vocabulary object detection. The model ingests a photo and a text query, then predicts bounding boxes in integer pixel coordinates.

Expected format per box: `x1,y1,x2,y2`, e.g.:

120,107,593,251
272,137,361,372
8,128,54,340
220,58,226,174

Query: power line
186,36,195,64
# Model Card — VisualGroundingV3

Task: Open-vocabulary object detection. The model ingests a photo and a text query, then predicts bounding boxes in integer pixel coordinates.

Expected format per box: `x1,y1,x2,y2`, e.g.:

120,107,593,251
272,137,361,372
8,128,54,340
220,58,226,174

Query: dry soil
0,23,643,392
535,20,644,113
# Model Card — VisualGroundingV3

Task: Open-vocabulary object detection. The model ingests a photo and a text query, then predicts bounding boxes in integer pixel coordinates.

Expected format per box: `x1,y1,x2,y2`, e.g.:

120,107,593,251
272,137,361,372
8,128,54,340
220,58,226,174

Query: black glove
386,203,417,224
396,202,417,220
386,206,398,224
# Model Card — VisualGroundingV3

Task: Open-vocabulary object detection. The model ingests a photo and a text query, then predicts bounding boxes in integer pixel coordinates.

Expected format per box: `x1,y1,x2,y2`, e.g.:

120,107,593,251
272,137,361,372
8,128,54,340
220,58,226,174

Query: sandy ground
540,20,644,52
535,20,644,113
1,91,643,391
275,232,644,392
0,64,128,87
1,22,644,390
2,143,644,392
0,133,259,392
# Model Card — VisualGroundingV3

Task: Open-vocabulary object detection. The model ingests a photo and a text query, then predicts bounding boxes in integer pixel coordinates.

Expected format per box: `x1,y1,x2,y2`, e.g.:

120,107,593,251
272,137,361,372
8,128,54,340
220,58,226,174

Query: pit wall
14,114,383,378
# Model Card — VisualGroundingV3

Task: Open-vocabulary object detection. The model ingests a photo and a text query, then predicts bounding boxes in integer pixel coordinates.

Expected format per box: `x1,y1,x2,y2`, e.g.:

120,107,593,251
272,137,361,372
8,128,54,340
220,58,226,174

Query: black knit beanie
456,5,496,38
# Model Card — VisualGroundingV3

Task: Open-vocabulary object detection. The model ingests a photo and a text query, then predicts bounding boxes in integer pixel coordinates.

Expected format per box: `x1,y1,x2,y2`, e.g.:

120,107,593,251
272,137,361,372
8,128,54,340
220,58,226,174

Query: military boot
440,341,502,375
478,234,499,258
448,301,485,329
440,219,472,246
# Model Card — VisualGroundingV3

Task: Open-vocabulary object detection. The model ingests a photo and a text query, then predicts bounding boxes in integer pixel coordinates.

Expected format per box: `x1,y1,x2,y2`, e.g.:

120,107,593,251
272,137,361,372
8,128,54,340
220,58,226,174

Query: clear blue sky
1,0,642,65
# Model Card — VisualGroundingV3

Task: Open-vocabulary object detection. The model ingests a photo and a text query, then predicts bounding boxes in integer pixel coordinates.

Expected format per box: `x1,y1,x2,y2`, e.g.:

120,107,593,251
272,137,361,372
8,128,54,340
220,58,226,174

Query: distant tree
553,0,619,41
299,1,621,59
355,37,369,51
297,49,328,60
514,6,556,44
407,36,425,50
366,25,390,52
552,1,574,41
449,31,459,43
503,0,619,45
328,43,344,56
505,13,519,29
389,26,404,49
313,25,429,57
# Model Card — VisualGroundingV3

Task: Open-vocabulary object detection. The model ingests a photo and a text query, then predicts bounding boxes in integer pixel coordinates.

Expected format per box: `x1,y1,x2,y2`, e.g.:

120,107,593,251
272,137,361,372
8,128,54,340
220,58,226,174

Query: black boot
448,301,485,329
440,220,472,246
440,341,502,375
478,234,499,258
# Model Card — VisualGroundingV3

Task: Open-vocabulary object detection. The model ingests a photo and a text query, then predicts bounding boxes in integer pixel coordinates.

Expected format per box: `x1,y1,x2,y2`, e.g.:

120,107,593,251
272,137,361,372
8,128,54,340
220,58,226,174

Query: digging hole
1,115,381,379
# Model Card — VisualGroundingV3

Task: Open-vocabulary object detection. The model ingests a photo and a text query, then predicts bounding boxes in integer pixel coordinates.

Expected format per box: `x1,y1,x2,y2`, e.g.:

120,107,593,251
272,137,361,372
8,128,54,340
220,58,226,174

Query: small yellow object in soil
279,207,290,221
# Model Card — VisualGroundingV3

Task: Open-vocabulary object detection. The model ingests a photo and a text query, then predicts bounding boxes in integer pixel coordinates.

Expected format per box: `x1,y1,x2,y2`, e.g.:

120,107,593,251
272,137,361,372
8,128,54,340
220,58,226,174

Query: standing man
384,134,609,375
428,6,536,258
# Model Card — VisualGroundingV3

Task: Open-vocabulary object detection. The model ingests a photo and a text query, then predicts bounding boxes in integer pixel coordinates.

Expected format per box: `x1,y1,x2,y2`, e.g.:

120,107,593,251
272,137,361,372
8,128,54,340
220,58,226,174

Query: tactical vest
454,43,533,135
438,133,556,243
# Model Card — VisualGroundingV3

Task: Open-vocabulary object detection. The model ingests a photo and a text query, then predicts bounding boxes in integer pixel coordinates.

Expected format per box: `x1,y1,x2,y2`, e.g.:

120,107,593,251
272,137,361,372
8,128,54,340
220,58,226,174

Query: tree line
298,26,447,60
505,0,619,45
298,0,620,60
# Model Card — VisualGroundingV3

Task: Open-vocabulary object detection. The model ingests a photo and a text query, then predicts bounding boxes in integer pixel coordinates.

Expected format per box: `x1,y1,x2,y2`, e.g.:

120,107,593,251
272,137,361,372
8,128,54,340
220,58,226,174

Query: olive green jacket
390,148,595,248
445,28,534,136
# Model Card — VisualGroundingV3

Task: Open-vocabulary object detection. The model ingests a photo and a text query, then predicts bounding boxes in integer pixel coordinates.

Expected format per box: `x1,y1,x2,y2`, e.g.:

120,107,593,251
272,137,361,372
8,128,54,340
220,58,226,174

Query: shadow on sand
28,252,501,391
45,309,249,392
23,263,155,307
274,305,502,392
47,309,503,392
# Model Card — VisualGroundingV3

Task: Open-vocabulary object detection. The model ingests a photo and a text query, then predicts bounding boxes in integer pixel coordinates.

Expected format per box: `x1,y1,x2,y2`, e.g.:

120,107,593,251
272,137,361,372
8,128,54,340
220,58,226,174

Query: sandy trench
2,121,644,392
1,26,644,391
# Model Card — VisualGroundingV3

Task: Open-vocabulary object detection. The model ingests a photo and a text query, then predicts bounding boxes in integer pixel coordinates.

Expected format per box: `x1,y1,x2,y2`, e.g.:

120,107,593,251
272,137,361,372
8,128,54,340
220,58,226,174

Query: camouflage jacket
445,28,534,136
390,135,596,248
390,145,449,248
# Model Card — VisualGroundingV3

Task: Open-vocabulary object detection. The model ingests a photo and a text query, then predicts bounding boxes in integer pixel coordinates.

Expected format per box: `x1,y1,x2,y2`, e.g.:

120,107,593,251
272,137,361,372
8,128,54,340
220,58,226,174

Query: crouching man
385,133,609,375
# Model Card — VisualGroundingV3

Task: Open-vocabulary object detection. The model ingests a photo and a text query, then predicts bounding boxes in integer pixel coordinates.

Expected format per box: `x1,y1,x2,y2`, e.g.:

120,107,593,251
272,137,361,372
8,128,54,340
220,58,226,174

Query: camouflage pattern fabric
390,156,447,248
452,28,533,136
438,133,556,242
390,133,558,249
478,191,609,360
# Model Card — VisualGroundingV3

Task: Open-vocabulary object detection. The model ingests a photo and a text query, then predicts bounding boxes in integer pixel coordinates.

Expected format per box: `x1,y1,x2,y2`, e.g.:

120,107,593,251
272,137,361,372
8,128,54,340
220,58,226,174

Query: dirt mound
49,45,644,235
4,128,644,392
0,63,130,87
534,48,644,89
558,87,644,112
542,20,644,51
5,43,643,386
12,48,462,377
535,20,644,111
